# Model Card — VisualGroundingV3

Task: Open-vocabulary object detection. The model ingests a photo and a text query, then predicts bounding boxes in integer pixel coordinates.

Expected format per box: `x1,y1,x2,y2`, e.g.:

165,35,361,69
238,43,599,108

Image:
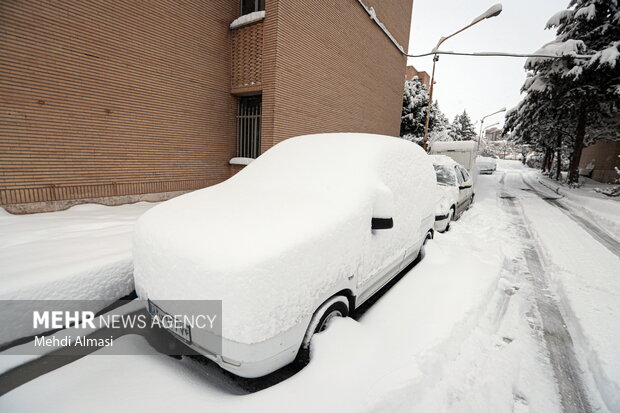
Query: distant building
1,1,414,213
485,127,503,141
406,66,431,89
579,140,620,183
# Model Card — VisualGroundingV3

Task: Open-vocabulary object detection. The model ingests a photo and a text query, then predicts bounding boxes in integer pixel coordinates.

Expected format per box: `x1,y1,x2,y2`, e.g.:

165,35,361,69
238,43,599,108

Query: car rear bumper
147,299,310,378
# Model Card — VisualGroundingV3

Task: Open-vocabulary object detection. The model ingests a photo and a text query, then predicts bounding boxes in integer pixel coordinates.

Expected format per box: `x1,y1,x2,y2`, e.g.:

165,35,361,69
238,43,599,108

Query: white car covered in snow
476,156,497,174
431,154,475,232
133,133,436,378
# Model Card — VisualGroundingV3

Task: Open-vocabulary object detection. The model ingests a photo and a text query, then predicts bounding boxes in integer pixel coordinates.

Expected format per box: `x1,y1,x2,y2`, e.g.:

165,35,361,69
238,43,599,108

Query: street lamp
422,3,503,151
477,107,506,148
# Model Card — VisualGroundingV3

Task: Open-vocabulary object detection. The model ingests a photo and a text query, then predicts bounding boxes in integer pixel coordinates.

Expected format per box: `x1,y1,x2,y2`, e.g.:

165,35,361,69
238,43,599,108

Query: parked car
430,140,479,183
430,154,475,233
133,133,436,378
476,156,497,174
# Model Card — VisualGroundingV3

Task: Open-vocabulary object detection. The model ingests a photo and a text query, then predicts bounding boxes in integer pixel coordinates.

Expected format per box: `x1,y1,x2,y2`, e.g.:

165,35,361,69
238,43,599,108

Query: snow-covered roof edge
230,11,265,29
356,0,405,54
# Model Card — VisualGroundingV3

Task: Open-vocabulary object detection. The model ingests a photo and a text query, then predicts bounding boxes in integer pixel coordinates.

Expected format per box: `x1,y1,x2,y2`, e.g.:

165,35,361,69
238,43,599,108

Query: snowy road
1,161,618,412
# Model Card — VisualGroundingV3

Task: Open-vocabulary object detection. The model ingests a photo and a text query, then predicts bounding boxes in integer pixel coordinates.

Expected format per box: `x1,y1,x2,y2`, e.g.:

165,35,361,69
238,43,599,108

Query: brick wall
1,1,238,207
261,0,413,149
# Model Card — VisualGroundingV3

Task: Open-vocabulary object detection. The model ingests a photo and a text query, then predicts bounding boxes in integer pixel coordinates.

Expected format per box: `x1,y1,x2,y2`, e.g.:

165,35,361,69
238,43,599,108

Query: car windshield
433,164,456,186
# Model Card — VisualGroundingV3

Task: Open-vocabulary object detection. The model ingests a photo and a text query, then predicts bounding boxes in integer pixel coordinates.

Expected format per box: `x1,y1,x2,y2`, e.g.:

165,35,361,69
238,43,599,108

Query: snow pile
0,202,157,345
134,133,436,344
229,11,265,29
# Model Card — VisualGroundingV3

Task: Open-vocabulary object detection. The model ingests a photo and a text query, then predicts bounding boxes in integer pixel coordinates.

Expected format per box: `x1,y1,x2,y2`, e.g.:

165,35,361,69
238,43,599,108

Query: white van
134,133,436,378
429,141,478,182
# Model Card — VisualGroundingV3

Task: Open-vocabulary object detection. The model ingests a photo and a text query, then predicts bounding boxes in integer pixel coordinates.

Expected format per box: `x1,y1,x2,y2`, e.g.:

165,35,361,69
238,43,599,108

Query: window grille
241,0,265,16
236,96,262,159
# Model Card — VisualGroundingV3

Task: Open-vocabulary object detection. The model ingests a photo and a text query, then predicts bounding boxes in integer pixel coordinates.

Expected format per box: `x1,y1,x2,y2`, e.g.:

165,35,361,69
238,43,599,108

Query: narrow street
1,161,617,413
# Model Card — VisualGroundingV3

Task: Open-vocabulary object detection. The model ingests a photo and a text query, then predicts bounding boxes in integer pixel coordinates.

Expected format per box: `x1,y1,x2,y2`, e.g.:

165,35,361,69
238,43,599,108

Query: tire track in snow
521,178,620,260
499,186,593,413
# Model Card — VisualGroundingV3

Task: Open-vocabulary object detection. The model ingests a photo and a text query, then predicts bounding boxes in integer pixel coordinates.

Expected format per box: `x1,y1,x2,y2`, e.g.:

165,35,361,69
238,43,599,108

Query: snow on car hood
133,133,436,344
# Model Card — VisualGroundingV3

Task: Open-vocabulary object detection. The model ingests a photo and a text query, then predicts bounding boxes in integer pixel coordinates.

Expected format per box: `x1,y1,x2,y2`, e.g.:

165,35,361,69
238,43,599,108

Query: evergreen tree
507,0,620,184
447,110,477,141
400,77,451,146
458,110,477,140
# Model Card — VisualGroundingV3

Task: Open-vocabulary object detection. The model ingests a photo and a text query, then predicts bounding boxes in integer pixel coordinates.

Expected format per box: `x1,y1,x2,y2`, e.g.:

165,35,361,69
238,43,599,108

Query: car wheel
296,296,349,366
467,195,474,209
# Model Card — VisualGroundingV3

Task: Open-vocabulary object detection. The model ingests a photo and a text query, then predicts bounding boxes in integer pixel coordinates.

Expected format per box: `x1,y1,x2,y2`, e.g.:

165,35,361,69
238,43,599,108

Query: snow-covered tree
400,78,451,147
507,0,620,184
448,110,477,141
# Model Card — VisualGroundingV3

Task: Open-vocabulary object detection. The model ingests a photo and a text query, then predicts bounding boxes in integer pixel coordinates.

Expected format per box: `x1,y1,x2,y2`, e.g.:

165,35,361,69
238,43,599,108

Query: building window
241,0,264,16
236,96,262,158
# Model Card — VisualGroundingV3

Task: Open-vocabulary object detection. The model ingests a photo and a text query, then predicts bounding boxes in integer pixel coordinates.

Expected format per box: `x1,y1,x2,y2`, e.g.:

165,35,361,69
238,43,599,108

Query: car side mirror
459,183,472,190
372,217,393,230
371,183,394,230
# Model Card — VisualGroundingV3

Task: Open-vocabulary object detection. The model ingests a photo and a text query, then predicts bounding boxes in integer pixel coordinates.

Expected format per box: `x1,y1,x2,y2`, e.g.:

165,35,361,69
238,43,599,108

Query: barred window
241,0,264,16
236,96,261,159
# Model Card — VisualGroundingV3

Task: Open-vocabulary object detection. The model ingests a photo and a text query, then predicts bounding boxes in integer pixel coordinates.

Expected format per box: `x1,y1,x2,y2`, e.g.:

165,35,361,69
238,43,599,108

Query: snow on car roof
429,154,459,167
134,133,436,343
430,140,478,152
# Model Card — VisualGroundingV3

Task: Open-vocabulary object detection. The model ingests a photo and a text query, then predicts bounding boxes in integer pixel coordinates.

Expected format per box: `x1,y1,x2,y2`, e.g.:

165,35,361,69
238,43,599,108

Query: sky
407,0,568,130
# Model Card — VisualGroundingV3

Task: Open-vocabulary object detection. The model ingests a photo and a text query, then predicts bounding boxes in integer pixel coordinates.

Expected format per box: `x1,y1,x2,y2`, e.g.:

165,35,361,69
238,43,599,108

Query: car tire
295,297,349,366
468,195,474,209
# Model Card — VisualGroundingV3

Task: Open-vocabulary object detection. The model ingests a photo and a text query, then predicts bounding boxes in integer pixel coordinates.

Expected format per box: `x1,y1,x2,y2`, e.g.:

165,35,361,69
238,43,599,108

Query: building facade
405,65,430,88
484,127,503,142
1,0,413,213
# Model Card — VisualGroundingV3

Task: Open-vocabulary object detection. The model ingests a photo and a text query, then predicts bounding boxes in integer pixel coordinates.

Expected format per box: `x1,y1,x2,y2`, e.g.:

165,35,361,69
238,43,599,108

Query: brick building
405,65,430,88
1,0,413,213
579,140,620,183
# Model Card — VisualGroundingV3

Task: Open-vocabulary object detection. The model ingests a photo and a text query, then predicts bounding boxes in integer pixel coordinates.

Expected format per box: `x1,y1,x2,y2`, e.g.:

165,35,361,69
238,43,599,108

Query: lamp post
422,3,503,151
477,107,506,149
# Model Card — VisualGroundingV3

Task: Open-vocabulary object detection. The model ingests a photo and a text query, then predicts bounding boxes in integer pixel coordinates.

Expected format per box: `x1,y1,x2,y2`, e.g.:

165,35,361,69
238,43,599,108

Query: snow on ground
536,172,620,240
1,161,618,412
1,165,550,413
0,202,157,345
498,163,620,412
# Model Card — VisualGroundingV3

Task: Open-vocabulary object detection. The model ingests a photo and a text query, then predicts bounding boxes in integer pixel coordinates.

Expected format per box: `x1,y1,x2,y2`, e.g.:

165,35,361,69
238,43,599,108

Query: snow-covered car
476,156,497,174
133,133,436,378
429,140,479,183
431,154,475,232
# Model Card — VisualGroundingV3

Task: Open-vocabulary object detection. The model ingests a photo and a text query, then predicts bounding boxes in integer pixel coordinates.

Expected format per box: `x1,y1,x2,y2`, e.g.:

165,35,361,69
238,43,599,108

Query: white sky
407,0,567,130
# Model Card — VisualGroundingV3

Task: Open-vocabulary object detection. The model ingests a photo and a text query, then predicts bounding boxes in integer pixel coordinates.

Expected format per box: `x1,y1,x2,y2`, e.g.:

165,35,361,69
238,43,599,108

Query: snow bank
229,11,265,29
0,202,157,345
134,133,436,344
